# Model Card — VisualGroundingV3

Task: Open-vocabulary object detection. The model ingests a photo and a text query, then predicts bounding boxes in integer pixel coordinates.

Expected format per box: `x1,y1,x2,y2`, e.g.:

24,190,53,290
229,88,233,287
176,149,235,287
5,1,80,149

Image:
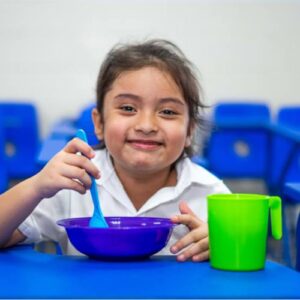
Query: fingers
174,237,209,262
171,201,205,230
178,201,197,217
62,153,100,180
54,152,100,187
171,214,203,230
170,224,208,256
59,164,92,189
170,201,209,262
56,176,88,195
54,137,100,178
36,171,88,199
38,138,101,197
64,137,96,159
192,250,209,262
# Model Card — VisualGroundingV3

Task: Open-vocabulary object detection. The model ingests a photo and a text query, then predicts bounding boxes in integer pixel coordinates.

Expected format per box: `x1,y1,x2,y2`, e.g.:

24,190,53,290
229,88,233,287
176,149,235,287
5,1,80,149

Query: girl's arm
0,138,100,248
0,176,45,247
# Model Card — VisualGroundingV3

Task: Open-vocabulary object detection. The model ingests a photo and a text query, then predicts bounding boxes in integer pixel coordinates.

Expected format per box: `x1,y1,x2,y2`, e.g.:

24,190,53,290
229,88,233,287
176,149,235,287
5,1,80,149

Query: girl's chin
123,160,169,173
129,160,160,170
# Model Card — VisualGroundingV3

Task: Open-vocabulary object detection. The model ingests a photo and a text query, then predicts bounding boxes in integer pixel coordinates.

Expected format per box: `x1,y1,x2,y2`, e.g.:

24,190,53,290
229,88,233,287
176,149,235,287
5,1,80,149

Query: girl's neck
113,163,177,211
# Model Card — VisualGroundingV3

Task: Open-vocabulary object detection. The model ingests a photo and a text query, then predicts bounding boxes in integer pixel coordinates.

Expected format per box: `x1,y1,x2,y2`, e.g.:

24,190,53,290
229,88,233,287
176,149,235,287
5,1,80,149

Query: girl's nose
134,112,158,134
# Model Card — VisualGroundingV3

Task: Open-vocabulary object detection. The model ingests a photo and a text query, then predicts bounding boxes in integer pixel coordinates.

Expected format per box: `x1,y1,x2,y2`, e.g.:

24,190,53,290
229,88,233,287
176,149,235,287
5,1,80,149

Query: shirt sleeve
211,179,231,195
18,190,70,245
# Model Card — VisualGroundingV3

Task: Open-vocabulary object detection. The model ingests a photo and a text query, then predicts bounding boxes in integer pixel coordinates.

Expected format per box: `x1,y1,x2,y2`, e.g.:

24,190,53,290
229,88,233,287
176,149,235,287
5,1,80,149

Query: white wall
0,0,300,136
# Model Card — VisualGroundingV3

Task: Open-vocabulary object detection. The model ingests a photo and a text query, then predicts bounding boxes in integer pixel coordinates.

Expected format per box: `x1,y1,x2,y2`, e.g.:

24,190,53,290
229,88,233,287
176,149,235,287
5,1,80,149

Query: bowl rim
57,216,175,230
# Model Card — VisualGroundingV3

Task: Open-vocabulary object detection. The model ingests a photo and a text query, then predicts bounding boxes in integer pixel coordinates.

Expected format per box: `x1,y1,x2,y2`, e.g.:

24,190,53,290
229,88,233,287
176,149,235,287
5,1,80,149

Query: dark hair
96,39,206,157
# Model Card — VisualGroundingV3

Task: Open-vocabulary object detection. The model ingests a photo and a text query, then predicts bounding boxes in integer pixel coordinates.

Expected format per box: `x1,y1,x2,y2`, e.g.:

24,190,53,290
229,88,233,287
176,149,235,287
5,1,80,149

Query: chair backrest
50,118,77,139
76,103,99,146
0,102,41,178
278,106,300,129
205,102,271,178
268,106,300,193
214,102,270,124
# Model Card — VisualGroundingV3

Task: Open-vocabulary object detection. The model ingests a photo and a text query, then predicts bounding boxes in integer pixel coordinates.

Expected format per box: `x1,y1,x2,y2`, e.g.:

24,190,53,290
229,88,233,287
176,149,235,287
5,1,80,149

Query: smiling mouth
127,139,163,150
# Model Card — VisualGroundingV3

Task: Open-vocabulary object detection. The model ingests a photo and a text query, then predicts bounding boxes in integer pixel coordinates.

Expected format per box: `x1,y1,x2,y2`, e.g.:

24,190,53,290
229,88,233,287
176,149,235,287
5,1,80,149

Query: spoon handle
76,129,108,228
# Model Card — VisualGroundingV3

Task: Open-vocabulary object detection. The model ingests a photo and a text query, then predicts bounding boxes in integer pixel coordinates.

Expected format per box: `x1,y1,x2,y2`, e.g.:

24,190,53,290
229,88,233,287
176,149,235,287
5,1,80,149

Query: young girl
0,39,230,262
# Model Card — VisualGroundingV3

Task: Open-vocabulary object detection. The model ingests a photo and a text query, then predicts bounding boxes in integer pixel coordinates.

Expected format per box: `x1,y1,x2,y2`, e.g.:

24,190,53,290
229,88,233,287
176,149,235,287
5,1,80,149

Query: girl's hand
33,137,100,199
170,201,209,262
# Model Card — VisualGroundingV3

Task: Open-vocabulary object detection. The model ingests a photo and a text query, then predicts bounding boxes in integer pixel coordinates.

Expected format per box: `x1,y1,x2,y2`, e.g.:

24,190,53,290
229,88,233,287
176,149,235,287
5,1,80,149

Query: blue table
0,245,300,298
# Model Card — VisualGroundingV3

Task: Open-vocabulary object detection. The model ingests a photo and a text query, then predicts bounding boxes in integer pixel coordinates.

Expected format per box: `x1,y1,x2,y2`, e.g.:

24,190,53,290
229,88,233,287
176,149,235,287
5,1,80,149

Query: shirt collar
93,150,137,213
93,149,115,186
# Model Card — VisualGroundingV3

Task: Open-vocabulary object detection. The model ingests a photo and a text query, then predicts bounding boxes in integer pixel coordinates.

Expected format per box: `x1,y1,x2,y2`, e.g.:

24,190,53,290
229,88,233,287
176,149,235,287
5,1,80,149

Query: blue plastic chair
48,103,98,145
0,115,8,192
36,136,69,166
191,155,209,169
205,102,271,179
36,118,76,166
76,103,98,146
268,108,300,267
267,106,300,194
50,118,77,139
0,102,41,179
37,103,99,166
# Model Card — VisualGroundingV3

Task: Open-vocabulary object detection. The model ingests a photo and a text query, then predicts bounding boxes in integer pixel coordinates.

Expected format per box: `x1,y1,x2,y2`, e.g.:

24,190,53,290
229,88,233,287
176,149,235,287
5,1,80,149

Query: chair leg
282,202,292,267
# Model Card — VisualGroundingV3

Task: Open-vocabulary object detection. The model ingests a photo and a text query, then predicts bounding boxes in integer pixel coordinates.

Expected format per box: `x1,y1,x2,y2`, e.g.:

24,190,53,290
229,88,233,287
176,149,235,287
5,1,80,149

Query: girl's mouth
127,139,163,151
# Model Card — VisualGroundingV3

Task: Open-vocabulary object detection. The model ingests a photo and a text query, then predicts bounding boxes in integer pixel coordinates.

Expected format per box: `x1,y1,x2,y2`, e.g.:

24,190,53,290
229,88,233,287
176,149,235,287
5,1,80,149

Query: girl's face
93,66,192,177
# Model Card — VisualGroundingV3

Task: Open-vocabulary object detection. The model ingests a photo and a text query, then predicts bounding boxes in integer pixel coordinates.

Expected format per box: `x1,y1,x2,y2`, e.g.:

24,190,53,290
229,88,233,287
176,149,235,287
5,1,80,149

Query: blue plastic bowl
57,217,174,260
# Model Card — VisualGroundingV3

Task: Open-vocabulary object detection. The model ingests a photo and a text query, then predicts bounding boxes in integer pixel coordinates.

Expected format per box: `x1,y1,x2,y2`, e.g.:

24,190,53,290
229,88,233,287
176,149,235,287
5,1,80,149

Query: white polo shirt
19,149,230,255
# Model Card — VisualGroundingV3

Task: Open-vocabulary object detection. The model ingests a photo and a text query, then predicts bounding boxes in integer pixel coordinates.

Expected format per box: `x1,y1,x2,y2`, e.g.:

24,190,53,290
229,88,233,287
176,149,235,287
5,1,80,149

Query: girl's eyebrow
115,93,141,101
115,93,184,106
160,97,185,106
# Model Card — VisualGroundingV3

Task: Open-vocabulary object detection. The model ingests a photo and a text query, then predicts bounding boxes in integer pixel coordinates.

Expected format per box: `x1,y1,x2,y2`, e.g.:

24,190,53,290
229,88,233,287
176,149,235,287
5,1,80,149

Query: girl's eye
161,109,177,116
120,105,136,113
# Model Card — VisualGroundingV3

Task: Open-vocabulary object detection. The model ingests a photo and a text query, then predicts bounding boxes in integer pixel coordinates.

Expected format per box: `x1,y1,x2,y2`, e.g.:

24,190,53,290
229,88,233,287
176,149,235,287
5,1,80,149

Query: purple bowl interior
57,217,174,260
57,216,173,229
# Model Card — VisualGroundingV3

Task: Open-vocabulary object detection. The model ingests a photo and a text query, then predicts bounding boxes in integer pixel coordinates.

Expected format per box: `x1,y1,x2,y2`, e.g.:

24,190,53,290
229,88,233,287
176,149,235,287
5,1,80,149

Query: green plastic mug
207,193,282,271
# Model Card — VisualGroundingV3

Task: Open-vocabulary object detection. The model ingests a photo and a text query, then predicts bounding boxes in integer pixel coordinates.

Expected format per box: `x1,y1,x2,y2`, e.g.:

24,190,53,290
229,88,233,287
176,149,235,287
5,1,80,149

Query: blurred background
1,0,299,136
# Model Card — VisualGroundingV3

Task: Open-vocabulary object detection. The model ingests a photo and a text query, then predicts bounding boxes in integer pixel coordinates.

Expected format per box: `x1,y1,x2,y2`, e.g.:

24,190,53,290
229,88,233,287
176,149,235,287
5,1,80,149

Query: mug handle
269,196,282,240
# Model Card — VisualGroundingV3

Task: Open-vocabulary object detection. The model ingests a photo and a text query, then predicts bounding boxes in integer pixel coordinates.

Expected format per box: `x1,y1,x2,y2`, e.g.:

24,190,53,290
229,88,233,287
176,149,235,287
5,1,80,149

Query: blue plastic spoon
76,129,108,228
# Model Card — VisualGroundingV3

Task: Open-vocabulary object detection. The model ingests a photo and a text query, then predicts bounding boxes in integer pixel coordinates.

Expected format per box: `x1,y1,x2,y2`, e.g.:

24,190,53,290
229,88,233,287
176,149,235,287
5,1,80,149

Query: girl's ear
185,122,195,147
92,108,104,141
185,136,192,147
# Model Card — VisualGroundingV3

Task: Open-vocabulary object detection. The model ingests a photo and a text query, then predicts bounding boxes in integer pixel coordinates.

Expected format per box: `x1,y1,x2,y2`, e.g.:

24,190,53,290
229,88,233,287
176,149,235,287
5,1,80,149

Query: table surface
1,245,300,298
